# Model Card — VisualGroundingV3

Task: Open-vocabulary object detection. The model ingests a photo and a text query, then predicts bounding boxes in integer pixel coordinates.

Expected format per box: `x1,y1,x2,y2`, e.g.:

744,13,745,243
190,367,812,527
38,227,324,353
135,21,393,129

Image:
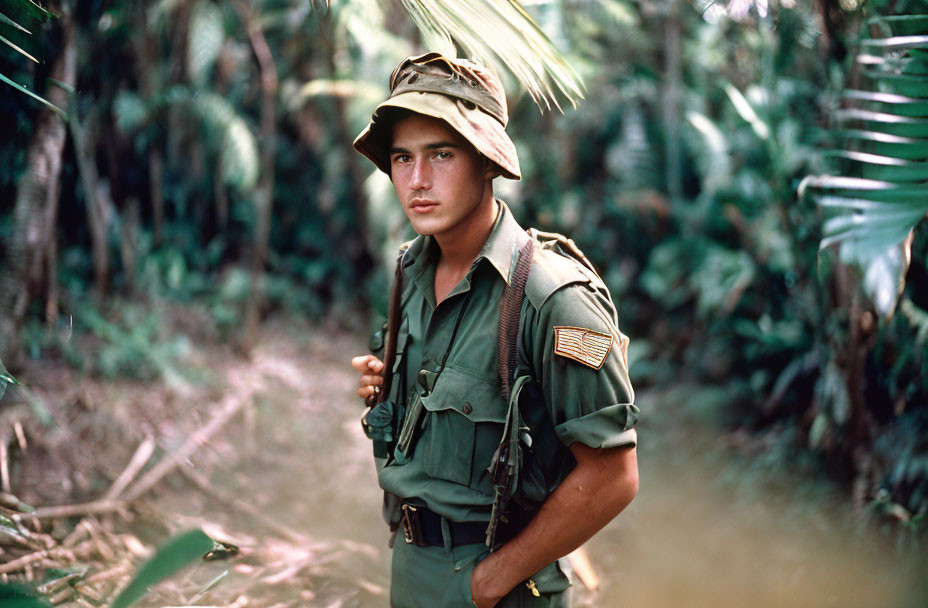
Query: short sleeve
527,283,638,449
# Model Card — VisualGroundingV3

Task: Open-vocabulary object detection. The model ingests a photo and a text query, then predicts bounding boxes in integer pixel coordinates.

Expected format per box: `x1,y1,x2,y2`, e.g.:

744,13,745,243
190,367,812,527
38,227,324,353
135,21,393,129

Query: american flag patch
553,326,613,370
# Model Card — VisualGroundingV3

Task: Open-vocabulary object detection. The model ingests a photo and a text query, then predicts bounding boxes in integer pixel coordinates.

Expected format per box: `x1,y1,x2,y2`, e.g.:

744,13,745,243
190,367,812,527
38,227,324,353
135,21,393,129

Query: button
462,402,473,415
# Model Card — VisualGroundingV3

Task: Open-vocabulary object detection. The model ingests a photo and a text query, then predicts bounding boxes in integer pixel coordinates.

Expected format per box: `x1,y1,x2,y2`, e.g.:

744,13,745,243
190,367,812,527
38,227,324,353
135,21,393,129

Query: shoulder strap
497,235,534,401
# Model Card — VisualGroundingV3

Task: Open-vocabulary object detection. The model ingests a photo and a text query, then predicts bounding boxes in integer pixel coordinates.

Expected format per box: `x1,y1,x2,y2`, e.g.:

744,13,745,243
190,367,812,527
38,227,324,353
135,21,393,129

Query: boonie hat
353,52,521,180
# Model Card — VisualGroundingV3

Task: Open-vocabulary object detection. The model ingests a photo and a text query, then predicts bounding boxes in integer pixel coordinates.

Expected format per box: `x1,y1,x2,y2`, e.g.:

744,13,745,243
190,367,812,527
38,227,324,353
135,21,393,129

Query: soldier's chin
406,216,443,236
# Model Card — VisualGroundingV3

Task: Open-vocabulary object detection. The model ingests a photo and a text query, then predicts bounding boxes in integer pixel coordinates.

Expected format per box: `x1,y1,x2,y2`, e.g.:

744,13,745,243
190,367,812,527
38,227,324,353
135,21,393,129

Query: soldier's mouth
409,200,438,213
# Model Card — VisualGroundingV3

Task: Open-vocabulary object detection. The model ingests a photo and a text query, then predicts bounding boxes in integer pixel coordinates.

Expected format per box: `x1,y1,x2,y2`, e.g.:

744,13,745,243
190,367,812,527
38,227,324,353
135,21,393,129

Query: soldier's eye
435,151,452,160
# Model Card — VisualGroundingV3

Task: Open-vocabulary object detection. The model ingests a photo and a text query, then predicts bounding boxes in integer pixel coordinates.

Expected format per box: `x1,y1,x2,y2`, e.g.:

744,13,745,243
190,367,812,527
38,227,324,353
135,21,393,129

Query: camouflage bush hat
353,52,521,180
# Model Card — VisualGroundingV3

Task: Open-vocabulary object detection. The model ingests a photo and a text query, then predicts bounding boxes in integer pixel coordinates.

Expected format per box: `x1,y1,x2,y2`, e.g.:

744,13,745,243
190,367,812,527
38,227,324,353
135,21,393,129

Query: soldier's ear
483,156,501,180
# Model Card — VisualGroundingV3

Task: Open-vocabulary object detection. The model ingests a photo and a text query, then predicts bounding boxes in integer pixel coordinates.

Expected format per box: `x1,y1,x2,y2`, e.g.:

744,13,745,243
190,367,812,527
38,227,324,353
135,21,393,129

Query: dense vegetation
1,0,926,543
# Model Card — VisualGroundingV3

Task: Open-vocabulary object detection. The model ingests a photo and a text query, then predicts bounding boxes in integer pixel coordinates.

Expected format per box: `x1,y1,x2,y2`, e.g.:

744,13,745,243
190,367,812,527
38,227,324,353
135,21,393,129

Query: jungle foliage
1,0,927,538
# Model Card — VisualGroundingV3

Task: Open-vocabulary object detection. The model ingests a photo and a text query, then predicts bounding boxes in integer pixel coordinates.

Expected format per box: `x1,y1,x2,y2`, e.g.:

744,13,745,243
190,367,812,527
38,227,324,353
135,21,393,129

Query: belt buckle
401,504,424,546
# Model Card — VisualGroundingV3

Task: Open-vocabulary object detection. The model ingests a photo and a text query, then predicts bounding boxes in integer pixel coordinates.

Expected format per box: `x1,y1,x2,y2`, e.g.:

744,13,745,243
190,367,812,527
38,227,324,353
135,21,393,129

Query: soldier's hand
351,354,384,402
471,556,505,608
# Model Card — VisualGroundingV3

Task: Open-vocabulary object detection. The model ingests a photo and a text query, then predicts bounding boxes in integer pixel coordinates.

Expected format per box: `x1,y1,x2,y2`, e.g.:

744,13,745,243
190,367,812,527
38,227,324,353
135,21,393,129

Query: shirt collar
403,200,525,286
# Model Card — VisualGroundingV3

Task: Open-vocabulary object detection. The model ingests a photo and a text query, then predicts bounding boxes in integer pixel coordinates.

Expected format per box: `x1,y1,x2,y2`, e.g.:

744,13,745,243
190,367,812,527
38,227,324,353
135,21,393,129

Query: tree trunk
662,0,683,205
121,197,140,294
133,3,165,246
231,0,278,351
323,12,374,290
70,112,110,303
0,4,77,366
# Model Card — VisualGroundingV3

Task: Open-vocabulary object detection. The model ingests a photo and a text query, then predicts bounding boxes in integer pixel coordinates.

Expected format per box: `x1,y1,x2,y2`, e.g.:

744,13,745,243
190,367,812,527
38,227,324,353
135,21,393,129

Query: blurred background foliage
1,0,927,538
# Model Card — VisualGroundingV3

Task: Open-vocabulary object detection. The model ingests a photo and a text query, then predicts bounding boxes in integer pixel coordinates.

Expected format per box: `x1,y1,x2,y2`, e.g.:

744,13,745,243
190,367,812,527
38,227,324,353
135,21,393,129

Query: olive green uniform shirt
380,201,638,525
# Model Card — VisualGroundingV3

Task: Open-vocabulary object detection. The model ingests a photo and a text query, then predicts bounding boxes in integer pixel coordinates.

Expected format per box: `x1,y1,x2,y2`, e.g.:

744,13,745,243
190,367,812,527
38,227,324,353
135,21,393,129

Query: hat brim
353,91,521,180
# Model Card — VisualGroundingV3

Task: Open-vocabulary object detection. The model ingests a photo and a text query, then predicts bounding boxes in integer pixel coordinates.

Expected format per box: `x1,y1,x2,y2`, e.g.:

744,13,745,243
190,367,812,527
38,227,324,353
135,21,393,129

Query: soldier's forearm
471,443,638,603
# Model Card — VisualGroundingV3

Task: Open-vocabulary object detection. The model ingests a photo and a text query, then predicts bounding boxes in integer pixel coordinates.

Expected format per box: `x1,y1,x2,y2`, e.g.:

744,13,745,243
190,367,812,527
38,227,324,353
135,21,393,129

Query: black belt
400,504,518,548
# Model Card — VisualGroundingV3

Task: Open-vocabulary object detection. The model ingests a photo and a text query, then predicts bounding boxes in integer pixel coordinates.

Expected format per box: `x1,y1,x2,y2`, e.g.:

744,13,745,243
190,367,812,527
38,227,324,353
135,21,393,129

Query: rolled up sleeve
530,284,638,449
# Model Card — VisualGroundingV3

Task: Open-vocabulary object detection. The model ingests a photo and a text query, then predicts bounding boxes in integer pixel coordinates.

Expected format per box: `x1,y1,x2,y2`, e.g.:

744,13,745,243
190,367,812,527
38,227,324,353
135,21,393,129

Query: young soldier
350,53,639,608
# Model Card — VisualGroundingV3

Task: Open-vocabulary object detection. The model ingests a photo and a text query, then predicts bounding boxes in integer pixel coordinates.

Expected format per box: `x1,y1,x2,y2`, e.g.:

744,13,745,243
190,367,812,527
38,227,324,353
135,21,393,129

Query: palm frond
112,86,258,194
396,0,584,111
0,10,31,34
0,0,60,110
801,11,928,316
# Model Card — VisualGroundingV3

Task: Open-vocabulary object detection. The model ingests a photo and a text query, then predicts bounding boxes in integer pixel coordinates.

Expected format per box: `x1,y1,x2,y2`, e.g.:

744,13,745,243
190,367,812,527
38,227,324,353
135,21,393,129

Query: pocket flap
530,558,572,594
419,366,506,423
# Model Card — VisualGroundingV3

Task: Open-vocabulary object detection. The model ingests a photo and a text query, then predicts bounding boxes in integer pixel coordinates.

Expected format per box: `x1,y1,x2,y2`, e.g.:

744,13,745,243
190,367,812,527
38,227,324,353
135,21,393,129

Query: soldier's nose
410,160,431,190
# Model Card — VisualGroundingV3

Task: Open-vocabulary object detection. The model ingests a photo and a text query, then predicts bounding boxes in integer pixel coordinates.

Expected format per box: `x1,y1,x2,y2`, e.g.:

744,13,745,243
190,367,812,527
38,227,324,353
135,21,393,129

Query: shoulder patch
553,326,613,370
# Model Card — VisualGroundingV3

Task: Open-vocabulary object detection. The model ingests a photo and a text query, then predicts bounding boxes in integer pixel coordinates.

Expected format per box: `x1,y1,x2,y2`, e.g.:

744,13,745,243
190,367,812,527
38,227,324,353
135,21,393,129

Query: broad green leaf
0,72,64,115
0,10,31,33
110,529,214,608
187,0,224,83
397,0,584,111
0,31,38,62
0,582,49,608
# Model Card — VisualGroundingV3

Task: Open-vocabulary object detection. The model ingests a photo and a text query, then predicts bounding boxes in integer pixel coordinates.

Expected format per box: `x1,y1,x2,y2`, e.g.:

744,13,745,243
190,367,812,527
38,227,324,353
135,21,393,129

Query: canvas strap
497,234,534,401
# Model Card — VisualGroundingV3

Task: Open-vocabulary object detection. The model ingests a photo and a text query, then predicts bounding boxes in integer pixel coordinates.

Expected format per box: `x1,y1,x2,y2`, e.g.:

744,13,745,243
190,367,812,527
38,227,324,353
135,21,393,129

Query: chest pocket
419,366,507,490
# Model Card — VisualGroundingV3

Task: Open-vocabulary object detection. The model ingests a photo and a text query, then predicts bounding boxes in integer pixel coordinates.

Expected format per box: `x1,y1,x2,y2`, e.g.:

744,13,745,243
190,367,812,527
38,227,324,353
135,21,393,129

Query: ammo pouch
362,399,395,464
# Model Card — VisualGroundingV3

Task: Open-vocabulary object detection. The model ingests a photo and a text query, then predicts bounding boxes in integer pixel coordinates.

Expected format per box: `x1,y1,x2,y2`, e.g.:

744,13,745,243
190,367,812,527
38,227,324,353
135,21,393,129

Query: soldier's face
389,114,494,239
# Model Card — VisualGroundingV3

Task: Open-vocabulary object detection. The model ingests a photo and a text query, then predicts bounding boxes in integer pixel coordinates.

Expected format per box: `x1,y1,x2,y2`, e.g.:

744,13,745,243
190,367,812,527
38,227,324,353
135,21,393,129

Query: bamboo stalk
124,391,254,502
103,434,156,501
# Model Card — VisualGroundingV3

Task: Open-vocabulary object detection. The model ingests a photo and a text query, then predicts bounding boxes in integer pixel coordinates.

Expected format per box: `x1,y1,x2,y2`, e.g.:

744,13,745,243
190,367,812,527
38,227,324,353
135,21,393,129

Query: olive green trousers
390,537,571,607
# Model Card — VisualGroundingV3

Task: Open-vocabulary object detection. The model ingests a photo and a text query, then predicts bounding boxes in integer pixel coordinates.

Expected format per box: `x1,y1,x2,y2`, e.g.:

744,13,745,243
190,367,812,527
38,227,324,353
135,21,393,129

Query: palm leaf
801,11,928,317
396,0,584,111
0,30,38,62
0,72,64,114
0,0,60,109
191,92,259,193
0,10,31,33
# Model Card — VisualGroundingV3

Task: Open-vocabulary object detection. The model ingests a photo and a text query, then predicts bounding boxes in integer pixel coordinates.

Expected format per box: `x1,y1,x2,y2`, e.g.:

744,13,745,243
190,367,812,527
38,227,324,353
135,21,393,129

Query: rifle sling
377,251,406,407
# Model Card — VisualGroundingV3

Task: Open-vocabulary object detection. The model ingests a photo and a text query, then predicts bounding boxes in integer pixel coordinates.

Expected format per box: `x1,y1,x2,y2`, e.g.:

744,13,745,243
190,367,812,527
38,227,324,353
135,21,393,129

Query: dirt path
7,321,926,607
171,322,926,607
